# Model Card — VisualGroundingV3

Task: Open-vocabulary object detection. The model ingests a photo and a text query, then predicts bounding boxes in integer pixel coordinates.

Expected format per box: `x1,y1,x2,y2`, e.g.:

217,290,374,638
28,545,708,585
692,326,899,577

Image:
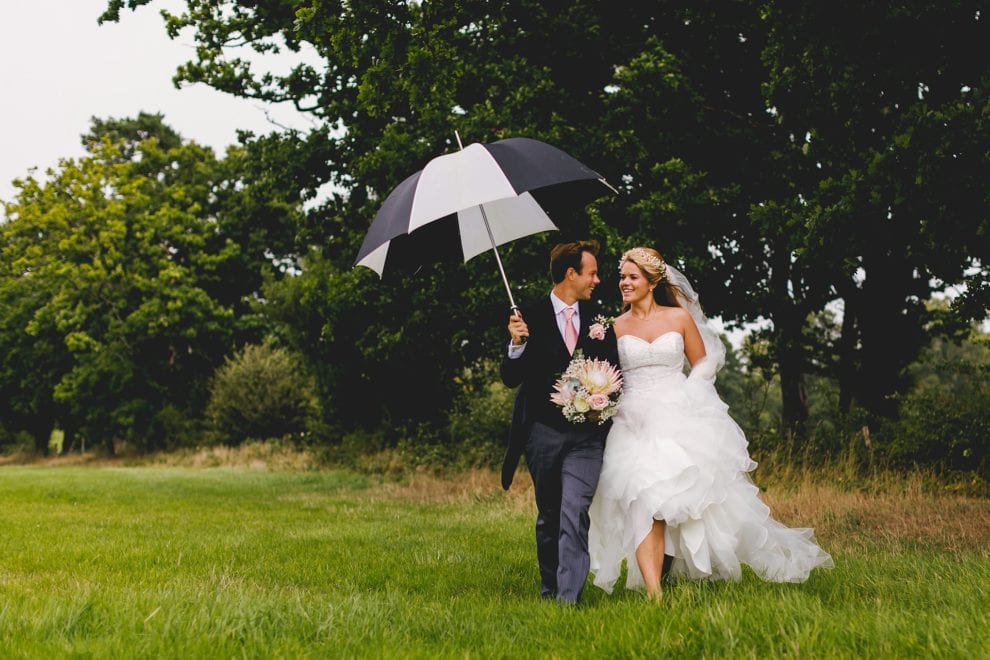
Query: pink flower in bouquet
550,349,623,424
588,393,609,410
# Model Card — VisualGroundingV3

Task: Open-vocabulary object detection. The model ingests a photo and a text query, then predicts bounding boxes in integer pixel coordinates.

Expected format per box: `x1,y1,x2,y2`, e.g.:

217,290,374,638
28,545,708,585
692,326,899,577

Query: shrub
449,381,513,446
206,343,318,445
881,332,990,478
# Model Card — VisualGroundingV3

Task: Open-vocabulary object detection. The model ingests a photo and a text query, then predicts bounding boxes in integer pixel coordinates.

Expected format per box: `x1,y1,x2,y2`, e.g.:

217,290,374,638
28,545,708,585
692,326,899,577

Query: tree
762,1,990,418
590,3,843,437
0,115,286,452
0,246,70,454
99,1,670,434
100,1,990,442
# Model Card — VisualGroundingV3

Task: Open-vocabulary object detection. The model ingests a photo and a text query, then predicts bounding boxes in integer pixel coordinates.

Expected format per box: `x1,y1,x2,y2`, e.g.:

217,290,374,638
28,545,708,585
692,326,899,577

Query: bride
589,247,833,599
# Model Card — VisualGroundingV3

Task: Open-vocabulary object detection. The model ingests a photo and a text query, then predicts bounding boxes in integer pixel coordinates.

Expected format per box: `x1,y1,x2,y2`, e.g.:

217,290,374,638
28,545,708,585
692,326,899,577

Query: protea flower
550,350,623,424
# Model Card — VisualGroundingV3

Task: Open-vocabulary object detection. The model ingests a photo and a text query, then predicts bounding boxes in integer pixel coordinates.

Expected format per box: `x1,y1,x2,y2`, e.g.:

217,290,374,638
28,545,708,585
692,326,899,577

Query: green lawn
0,465,987,658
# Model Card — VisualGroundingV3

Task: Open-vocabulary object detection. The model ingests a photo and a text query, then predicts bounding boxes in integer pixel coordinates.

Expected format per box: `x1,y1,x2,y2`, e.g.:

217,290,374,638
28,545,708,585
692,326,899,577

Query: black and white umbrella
354,135,616,310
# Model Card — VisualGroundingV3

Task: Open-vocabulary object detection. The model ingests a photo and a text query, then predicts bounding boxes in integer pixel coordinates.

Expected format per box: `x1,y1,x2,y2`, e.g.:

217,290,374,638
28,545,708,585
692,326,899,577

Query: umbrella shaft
478,203,518,311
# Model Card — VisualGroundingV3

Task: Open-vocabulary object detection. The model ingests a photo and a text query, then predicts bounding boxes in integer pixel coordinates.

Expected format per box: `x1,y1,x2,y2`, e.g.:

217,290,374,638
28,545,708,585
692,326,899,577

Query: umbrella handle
510,305,526,344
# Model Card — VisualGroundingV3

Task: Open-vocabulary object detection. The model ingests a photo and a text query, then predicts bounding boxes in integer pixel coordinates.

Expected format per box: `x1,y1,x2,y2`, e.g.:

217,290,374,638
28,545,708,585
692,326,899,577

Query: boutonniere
588,315,615,341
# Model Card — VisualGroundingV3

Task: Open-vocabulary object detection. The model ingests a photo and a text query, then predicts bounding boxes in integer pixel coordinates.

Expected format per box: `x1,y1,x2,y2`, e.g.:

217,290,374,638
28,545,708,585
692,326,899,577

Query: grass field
0,462,988,658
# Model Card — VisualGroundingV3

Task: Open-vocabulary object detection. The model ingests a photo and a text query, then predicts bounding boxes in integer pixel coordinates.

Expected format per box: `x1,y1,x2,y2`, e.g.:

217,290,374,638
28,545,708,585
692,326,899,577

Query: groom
500,240,620,604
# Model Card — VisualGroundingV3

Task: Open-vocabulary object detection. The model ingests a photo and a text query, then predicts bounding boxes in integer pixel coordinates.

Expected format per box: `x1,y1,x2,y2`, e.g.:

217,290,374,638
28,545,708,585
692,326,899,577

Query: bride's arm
681,309,707,367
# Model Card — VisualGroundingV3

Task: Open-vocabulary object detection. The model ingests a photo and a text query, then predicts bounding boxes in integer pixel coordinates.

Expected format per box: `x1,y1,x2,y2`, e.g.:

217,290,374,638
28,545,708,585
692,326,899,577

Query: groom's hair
549,240,600,283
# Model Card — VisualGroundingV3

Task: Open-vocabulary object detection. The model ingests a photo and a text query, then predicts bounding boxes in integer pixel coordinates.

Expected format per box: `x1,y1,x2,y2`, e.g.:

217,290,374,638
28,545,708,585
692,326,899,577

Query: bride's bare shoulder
663,305,697,332
613,311,632,334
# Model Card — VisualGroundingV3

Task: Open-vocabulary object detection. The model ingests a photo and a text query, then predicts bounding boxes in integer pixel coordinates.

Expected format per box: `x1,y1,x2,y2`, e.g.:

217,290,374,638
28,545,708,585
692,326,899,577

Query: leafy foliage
206,343,318,444
0,115,295,452
0,1,975,462
884,329,990,478
97,1,987,441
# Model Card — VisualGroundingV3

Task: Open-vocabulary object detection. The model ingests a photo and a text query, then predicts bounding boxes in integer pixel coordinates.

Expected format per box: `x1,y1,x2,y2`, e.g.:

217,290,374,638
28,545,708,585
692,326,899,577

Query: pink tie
563,307,578,355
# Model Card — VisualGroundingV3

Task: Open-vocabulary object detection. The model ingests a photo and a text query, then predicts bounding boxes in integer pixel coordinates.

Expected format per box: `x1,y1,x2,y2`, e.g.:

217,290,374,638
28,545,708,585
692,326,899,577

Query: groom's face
571,252,600,301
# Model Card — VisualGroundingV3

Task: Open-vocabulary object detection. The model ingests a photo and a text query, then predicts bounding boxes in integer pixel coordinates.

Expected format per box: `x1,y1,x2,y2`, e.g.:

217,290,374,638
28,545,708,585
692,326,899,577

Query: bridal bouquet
550,350,623,425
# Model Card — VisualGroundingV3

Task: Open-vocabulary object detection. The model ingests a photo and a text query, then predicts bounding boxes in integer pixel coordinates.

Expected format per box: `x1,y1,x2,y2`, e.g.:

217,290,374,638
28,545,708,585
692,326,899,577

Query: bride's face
619,262,652,305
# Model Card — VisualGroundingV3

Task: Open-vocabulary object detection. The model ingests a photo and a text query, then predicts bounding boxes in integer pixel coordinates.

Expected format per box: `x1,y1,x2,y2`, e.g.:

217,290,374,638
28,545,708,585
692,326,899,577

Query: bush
146,404,202,451
449,382,513,446
0,429,34,455
206,343,318,445
884,333,990,478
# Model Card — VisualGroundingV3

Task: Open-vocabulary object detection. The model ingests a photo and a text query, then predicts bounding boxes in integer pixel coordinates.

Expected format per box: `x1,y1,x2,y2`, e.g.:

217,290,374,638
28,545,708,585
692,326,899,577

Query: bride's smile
619,263,652,304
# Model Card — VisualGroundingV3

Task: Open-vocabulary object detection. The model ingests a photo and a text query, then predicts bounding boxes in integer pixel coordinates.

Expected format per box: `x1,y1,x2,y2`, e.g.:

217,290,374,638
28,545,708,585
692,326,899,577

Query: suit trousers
525,421,605,604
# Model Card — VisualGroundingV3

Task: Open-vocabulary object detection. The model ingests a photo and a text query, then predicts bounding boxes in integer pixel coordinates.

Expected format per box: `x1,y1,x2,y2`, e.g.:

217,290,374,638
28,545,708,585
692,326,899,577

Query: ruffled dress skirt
589,336,833,593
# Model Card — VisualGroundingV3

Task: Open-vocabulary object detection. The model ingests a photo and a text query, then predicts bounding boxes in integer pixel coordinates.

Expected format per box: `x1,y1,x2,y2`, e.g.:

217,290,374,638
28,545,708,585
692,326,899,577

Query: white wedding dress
589,330,834,592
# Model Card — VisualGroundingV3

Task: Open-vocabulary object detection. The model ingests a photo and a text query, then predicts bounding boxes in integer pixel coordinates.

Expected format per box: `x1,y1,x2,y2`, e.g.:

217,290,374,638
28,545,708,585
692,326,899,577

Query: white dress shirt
507,292,579,359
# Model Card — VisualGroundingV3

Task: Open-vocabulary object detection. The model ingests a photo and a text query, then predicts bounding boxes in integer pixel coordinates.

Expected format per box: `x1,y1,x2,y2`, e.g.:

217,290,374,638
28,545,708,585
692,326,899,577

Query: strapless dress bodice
617,332,686,392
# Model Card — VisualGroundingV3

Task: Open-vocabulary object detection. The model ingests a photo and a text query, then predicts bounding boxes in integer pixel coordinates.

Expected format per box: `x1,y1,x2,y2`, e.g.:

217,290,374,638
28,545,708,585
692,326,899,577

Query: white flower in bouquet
550,349,622,424
586,369,611,392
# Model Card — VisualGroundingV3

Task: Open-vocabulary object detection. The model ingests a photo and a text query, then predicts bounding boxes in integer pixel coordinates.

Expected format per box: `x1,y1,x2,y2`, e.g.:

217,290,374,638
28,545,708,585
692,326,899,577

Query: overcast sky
0,0,313,203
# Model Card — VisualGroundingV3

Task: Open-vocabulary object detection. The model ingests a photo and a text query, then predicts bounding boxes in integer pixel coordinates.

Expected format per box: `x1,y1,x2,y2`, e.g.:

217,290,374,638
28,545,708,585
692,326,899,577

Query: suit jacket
499,297,620,489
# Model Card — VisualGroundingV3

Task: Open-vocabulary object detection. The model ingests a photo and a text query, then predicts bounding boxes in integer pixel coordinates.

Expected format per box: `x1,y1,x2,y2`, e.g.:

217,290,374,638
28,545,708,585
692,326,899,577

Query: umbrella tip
599,177,620,195
454,130,463,150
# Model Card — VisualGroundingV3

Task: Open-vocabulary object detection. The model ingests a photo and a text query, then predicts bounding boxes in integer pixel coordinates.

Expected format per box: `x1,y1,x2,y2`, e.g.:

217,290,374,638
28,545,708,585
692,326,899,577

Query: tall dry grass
4,440,988,554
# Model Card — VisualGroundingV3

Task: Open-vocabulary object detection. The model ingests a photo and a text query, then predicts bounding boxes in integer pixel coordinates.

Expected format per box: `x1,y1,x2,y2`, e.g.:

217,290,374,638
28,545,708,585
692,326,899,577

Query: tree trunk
856,248,927,419
59,421,77,455
777,330,809,441
30,418,52,456
837,287,859,414
769,242,810,441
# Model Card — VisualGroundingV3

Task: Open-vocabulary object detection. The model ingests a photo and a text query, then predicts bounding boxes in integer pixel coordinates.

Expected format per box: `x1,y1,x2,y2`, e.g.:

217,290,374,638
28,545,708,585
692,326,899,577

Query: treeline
1,1,988,477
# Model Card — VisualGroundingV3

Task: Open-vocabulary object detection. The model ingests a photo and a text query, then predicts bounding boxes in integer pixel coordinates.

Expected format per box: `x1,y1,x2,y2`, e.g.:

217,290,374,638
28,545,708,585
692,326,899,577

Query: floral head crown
619,248,668,281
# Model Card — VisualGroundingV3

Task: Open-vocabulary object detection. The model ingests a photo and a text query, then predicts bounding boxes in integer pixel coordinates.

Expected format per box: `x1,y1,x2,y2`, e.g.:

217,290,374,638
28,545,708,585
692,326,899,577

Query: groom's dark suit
500,297,619,603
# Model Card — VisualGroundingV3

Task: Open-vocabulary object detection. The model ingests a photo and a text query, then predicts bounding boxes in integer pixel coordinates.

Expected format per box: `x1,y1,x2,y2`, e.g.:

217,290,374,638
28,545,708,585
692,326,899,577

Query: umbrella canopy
354,137,614,288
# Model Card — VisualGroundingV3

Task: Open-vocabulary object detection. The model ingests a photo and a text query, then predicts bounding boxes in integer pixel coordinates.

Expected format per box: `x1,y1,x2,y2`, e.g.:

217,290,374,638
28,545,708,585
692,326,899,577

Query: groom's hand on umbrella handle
508,308,528,345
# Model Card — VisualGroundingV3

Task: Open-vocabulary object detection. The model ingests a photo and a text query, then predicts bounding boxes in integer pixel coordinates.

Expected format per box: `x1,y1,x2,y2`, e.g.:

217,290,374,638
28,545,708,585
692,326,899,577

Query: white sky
0,0,314,204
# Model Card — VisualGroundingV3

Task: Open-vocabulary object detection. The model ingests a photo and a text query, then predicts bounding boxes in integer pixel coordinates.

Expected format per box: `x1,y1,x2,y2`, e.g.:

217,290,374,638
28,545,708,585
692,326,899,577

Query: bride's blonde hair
619,247,692,310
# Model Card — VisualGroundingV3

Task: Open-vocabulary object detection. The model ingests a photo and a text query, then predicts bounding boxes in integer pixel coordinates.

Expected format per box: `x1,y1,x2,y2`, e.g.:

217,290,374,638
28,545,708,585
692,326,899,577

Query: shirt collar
550,292,578,317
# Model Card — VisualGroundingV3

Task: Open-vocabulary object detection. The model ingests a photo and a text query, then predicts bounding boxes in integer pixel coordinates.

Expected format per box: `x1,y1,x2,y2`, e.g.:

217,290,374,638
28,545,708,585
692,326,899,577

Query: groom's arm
501,352,525,388
500,308,530,388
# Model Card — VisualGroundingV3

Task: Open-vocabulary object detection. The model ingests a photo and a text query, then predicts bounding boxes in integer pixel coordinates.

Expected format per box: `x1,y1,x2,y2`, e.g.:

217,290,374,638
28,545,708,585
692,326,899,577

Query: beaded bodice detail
617,332,685,391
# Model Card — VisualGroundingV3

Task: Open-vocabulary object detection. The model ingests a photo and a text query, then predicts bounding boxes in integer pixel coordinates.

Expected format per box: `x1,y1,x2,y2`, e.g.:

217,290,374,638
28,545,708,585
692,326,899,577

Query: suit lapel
553,298,600,357
543,297,601,358
574,301,594,354
541,296,570,359
578,301,591,344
